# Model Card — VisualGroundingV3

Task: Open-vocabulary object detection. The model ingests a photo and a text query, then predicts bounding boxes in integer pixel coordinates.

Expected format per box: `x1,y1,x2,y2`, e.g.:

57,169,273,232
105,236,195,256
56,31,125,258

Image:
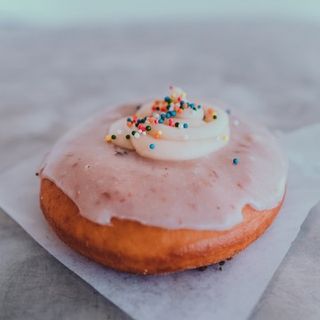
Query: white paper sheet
0,124,319,320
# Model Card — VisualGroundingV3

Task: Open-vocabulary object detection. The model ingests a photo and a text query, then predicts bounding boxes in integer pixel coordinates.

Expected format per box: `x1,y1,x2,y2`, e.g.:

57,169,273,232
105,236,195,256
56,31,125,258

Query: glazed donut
39,87,287,274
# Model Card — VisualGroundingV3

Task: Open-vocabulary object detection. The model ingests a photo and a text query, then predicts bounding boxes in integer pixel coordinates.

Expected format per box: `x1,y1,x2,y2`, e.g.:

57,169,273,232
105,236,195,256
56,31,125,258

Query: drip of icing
41,102,288,231
106,87,230,161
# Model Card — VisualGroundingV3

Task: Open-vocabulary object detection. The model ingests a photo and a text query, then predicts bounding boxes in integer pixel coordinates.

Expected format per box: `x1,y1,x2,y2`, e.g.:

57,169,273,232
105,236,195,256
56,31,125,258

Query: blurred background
1,0,320,25
1,0,320,171
1,1,320,319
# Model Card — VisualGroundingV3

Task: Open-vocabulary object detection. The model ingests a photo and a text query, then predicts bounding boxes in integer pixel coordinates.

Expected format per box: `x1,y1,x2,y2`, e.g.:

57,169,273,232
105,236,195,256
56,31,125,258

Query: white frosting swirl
107,88,230,161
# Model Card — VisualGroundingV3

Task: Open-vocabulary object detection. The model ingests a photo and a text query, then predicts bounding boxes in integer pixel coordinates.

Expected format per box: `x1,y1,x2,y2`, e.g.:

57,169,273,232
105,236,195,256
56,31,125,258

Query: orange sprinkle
154,130,162,139
104,135,112,143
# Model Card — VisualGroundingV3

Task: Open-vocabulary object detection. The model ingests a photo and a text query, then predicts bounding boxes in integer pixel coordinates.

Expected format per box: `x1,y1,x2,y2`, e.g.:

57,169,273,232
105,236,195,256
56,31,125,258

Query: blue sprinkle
170,110,176,116
232,158,239,165
127,117,132,122
160,113,166,119
158,118,164,124
189,103,195,108
180,100,185,106
165,112,171,118
149,143,155,150
164,96,171,103
183,123,189,128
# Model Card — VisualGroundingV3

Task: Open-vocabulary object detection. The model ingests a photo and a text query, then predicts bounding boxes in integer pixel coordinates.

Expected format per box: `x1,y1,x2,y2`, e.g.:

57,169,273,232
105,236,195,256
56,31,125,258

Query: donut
39,87,288,275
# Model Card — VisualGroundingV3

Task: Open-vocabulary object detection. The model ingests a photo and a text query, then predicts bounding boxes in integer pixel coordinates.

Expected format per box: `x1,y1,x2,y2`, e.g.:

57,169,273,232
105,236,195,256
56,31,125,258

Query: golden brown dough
40,178,284,275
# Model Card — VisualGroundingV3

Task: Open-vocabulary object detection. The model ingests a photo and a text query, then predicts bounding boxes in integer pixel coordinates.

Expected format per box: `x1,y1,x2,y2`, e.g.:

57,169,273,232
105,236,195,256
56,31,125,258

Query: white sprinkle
153,113,160,119
179,123,184,129
142,131,146,135
134,132,140,138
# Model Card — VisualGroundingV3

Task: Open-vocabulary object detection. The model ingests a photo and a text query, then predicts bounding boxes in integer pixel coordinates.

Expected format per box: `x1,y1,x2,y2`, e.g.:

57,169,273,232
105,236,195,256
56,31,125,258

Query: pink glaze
41,104,288,231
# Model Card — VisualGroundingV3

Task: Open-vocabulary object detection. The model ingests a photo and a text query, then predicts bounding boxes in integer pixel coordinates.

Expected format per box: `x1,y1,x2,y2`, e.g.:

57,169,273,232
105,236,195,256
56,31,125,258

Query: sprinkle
175,122,179,128
111,134,117,140
183,123,189,128
146,125,152,131
158,118,164,124
178,123,184,129
154,130,162,139
134,132,140,138
213,114,217,120
131,130,136,136
233,158,239,165
204,108,217,122
165,112,171,118
149,143,155,150
127,118,132,122
164,96,171,103
170,110,176,117
125,134,130,139
104,135,112,142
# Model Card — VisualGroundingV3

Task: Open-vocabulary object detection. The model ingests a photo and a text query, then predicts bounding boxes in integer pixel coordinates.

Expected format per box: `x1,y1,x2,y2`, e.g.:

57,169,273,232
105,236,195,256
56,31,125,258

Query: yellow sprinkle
104,135,112,143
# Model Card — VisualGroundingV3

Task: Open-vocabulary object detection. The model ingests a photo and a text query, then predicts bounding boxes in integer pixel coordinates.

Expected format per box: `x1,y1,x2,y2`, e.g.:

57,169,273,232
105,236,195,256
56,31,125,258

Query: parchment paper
0,124,319,320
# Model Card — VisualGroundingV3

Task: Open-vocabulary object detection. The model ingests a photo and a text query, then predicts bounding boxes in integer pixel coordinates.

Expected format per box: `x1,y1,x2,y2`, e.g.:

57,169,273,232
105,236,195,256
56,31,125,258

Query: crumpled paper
0,124,319,320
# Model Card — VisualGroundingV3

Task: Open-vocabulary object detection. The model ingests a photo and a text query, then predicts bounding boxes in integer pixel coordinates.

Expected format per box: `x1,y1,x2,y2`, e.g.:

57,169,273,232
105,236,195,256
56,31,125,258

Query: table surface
0,20,320,320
